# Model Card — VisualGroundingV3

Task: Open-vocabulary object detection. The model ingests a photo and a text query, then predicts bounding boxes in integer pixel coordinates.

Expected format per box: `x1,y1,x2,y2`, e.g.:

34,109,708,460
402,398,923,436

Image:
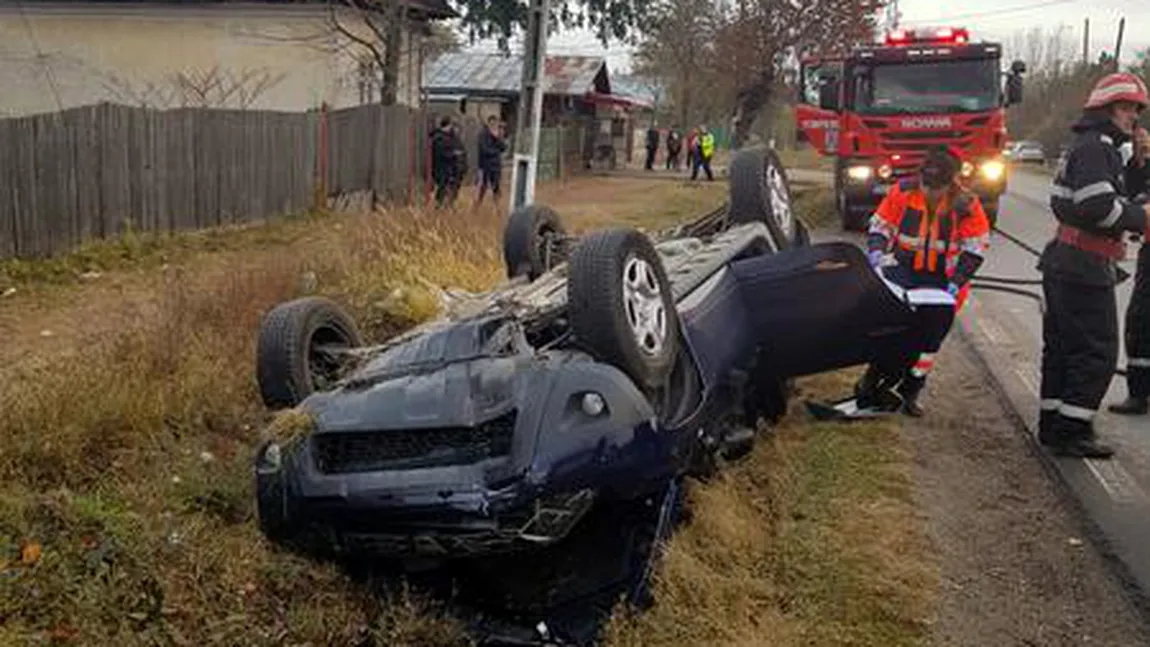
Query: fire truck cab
795,26,1026,230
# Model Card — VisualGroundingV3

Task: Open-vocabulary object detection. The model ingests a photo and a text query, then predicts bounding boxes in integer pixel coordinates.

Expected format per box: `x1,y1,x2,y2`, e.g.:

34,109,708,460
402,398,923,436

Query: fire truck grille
878,128,977,156
312,410,517,474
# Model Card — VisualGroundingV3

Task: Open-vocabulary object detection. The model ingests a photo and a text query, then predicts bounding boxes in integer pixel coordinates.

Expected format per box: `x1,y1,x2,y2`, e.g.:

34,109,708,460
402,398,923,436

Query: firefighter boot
1038,409,1063,446
897,374,927,418
1049,417,1115,459
854,364,884,409
1108,394,1149,415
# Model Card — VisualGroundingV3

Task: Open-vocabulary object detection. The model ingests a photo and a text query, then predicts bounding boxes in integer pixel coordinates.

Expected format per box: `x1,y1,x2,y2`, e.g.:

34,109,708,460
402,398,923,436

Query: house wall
0,2,426,117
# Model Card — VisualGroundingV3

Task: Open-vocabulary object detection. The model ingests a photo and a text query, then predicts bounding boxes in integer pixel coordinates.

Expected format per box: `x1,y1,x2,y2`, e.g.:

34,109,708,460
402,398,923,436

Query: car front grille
312,409,517,474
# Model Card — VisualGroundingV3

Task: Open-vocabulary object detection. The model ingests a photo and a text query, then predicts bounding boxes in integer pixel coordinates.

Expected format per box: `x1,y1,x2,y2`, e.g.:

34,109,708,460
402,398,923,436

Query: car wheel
504,204,568,281
568,228,681,391
256,296,363,409
728,146,798,249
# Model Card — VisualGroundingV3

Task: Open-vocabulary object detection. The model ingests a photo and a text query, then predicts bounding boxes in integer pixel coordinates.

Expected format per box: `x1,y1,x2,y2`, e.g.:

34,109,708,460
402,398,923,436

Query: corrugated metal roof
423,52,608,97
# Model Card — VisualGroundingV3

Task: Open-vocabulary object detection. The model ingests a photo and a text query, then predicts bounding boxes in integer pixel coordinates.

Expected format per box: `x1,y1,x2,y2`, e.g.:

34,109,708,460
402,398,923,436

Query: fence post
314,101,329,211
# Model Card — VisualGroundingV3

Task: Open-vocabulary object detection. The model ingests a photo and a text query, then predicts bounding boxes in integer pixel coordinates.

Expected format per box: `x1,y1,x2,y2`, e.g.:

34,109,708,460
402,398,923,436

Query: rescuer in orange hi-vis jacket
855,145,992,416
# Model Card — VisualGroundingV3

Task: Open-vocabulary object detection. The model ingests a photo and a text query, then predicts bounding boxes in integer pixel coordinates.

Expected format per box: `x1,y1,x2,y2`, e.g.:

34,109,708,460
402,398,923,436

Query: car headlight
257,442,282,473
979,160,1005,181
846,165,873,181
581,392,606,417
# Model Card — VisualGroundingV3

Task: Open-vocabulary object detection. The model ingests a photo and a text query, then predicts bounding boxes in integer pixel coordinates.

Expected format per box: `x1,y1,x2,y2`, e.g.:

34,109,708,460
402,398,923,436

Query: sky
462,0,1150,76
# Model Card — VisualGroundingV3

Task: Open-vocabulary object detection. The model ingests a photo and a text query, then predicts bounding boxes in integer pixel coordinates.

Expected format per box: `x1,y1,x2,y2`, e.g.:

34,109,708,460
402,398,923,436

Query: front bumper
256,443,599,559
253,358,677,561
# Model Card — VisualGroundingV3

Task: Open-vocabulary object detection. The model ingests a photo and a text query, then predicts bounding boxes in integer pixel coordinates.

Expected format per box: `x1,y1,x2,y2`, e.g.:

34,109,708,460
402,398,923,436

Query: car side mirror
1003,59,1026,106
1004,73,1024,106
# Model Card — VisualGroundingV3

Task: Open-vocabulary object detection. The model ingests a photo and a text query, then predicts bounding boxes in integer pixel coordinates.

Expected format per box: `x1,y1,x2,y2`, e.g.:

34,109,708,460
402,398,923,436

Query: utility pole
508,0,551,213
1083,17,1089,67
1113,17,1125,71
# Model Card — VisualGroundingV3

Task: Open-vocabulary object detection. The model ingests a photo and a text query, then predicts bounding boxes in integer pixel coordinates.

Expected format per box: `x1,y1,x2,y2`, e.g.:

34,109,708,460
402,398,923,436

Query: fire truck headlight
961,161,975,177
979,160,1006,182
877,164,893,180
847,165,873,181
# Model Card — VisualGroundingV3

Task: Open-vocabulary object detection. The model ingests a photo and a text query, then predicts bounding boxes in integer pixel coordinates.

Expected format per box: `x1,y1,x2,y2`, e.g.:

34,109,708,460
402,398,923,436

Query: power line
898,0,1077,26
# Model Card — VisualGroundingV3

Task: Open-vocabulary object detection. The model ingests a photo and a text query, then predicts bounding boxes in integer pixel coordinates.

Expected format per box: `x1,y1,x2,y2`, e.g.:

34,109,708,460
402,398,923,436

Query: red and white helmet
1084,72,1149,110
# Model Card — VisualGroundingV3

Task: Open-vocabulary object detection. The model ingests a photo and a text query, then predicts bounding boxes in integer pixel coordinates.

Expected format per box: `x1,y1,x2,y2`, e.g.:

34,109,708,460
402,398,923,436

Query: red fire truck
794,26,1027,230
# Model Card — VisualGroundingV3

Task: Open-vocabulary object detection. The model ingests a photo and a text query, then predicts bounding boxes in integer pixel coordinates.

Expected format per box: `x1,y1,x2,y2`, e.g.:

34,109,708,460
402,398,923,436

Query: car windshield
850,58,999,115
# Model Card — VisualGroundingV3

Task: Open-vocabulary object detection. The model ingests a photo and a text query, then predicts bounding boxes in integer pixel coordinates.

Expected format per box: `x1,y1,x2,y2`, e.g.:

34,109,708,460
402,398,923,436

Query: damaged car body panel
258,317,683,558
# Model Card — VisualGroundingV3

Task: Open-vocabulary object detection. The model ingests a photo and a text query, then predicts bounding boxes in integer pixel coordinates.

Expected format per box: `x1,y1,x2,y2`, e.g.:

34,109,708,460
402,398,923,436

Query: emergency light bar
885,26,970,46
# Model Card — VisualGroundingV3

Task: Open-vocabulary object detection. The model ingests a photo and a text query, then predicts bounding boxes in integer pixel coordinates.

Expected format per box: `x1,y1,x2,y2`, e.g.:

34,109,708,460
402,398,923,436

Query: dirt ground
908,337,1149,646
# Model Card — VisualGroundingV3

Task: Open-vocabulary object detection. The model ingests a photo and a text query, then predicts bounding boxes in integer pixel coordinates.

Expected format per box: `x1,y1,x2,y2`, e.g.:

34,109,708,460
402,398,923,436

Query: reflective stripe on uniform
1129,357,1150,368
1100,200,1125,228
1041,398,1062,411
1050,181,1117,203
911,353,936,378
1059,403,1096,421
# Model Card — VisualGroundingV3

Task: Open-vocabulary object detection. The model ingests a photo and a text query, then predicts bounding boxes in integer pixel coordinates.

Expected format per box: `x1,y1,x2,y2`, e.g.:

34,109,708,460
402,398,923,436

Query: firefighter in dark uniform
1109,117,1150,416
856,145,991,416
1038,72,1150,459
1110,241,1150,415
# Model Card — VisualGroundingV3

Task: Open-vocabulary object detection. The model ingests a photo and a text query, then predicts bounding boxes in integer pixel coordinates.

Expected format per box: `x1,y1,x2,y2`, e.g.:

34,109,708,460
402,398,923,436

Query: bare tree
325,0,409,105
714,0,885,149
96,66,285,109
171,66,288,109
633,0,726,129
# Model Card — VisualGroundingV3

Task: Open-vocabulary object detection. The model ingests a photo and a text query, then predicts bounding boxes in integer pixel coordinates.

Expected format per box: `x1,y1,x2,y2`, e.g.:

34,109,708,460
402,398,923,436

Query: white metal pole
508,0,552,213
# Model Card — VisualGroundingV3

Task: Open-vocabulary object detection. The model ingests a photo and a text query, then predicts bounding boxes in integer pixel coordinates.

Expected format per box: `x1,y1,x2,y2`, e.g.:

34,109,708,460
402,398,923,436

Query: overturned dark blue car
250,147,918,577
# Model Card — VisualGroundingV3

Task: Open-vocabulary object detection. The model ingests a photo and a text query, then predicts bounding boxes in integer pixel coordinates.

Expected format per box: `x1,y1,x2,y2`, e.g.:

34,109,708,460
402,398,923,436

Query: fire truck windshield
850,58,999,115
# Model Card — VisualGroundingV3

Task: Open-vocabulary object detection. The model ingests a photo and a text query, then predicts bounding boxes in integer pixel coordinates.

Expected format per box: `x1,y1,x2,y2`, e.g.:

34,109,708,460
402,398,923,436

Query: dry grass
0,177,936,646
602,370,938,647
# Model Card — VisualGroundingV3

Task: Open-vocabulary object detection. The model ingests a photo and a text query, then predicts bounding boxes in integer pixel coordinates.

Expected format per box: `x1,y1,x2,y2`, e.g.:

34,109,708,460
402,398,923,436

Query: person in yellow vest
691,124,715,181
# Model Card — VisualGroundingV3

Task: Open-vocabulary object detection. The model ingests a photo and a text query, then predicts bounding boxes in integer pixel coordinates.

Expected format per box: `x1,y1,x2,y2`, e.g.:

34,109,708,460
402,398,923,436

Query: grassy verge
0,179,936,646
602,370,937,647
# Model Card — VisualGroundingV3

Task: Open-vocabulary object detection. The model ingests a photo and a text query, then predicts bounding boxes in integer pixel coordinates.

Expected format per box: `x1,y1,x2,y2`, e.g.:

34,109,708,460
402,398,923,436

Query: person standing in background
645,125,660,171
665,126,682,171
474,115,507,213
691,124,715,181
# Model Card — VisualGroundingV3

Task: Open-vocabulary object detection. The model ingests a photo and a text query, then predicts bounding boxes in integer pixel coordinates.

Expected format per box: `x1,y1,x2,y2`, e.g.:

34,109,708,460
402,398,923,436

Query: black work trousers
1040,273,1119,432
879,302,956,381
1123,243,1150,397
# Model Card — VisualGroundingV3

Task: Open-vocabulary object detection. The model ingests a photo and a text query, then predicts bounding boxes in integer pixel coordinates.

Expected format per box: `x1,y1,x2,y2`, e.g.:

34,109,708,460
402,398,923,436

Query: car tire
256,296,363,409
728,146,799,249
568,228,681,391
503,203,568,281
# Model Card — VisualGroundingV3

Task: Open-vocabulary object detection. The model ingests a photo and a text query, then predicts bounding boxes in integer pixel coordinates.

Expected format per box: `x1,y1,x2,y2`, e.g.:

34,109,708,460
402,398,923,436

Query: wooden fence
0,101,585,260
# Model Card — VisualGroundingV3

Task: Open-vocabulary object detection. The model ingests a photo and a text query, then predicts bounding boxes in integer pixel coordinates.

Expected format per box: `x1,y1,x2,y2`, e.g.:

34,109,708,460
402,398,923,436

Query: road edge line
955,316,1150,628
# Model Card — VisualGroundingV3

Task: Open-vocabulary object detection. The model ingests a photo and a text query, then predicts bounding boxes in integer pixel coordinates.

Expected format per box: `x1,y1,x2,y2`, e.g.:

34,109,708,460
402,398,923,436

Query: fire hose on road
971,224,1132,378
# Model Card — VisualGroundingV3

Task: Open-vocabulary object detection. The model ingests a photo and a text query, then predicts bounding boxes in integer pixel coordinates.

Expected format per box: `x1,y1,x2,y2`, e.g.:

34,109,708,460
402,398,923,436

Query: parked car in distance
1011,140,1045,165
